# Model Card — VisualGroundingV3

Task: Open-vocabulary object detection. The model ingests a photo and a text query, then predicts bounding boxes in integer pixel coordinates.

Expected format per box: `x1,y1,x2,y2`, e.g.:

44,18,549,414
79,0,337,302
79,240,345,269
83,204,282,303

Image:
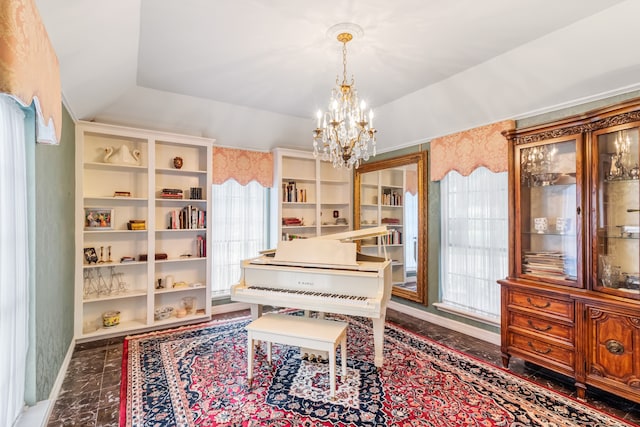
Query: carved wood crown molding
512,109,640,145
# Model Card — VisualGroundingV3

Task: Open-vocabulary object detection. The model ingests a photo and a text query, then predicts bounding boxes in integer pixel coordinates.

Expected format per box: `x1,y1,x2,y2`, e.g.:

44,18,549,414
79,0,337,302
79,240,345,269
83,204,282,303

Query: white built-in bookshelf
75,121,214,340
358,168,408,286
270,148,352,248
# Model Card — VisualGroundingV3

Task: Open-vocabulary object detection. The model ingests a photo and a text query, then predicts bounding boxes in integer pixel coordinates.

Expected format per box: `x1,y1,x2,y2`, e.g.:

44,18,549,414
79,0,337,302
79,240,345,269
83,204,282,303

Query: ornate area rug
120,312,634,426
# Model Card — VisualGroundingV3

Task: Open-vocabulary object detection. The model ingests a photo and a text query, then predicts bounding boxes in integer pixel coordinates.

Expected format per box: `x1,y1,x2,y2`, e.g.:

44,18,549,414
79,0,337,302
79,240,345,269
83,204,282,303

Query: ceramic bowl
102,310,120,328
154,306,174,321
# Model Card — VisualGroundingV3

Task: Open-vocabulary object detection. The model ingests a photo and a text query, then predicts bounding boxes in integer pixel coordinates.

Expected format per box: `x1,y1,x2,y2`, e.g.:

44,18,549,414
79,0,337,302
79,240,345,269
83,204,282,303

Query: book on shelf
196,234,206,257
282,181,307,203
382,189,402,206
189,187,202,200
167,205,206,229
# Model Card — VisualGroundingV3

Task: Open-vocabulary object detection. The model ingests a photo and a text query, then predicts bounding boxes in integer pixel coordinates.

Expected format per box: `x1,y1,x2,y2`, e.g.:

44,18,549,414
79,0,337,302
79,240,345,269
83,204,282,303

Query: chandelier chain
342,41,348,86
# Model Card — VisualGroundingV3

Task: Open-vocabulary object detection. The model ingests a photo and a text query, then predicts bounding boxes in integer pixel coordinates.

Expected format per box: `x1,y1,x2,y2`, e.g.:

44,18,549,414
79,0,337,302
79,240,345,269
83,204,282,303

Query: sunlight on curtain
0,95,28,427
211,180,267,297
439,167,508,322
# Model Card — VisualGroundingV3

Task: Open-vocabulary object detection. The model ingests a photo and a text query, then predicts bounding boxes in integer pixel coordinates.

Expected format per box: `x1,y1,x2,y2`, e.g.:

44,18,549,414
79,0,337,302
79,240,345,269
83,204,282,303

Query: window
438,167,508,324
211,180,268,297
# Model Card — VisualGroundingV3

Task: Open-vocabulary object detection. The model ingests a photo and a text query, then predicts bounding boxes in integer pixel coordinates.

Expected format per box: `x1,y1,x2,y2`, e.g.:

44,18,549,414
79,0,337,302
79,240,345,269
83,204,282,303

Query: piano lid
273,239,358,266
312,225,389,242
256,226,390,268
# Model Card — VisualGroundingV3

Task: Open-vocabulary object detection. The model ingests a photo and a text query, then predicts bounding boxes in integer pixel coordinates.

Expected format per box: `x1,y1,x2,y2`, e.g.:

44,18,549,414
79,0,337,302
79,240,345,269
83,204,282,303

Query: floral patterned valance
0,0,61,144
212,147,274,187
430,120,514,181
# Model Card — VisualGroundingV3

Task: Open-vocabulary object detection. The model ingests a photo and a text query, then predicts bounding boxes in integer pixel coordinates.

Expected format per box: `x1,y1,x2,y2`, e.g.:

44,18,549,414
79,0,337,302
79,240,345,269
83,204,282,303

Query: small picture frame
85,207,114,230
83,247,98,264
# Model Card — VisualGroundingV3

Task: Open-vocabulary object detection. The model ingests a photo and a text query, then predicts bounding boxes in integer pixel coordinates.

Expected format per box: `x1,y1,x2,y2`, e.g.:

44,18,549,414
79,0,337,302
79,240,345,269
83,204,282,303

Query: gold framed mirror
354,151,428,303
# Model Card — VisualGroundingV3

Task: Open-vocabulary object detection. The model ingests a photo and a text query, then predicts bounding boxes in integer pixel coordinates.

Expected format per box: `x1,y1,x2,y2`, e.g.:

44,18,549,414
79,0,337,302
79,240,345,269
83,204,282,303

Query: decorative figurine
103,144,141,166
173,156,183,169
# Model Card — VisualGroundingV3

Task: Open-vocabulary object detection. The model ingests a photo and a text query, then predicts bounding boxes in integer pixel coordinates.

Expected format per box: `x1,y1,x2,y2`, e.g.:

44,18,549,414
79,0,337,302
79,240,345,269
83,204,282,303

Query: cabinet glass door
516,138,580,286
593,125,639,298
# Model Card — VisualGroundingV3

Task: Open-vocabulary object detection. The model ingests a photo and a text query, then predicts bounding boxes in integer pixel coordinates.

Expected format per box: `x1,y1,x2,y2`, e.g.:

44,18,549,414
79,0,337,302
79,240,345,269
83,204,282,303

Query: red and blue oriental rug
120,312,634,426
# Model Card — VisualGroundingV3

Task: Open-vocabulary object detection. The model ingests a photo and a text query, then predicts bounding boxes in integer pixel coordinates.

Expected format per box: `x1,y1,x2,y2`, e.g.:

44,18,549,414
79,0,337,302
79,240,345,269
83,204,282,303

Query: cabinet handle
527,341,552,354
576,206,581,215
526,297,550,309
605,340,625,355
527,320,552,332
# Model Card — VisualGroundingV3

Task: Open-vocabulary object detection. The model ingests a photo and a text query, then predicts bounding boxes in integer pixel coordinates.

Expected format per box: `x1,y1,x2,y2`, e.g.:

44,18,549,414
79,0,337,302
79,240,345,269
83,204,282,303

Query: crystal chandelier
313,25,376,169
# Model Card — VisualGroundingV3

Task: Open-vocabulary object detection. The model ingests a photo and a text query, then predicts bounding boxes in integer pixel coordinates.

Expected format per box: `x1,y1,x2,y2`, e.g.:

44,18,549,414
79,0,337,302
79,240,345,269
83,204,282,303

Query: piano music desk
246,313,347,398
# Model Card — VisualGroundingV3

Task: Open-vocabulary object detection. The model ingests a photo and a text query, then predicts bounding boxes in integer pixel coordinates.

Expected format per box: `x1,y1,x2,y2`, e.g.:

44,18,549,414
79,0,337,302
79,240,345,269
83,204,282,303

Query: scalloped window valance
430,120,514,181
0,0,61,144
212,147,274,187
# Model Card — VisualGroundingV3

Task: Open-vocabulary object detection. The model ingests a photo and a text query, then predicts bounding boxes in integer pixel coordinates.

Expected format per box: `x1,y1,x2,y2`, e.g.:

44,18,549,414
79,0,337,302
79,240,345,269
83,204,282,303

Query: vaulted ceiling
35,0,640,152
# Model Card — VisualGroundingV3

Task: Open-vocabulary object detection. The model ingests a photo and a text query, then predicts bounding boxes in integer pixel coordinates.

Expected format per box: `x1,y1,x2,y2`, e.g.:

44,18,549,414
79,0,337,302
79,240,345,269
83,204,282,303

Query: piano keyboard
244,286,371,306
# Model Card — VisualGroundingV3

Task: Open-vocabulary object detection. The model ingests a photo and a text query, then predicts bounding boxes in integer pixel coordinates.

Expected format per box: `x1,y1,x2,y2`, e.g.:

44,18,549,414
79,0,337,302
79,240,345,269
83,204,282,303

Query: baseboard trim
387,301,501,346
212,302,250,315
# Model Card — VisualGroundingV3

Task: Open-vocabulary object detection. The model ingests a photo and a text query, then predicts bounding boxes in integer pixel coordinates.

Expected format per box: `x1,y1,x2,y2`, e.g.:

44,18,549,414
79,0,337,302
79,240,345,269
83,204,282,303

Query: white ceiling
35,0,640,152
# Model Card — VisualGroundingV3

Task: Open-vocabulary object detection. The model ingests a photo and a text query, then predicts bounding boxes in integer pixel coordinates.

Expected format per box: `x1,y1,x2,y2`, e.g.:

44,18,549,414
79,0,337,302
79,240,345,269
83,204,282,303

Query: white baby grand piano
231,226,392,367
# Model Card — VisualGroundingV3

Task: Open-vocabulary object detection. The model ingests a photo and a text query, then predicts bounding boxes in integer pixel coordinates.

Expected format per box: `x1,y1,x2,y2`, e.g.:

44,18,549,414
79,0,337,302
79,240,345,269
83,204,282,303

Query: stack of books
381,217,400,224
161,188,183,199
282,217,303,226
127,220,146,230
522,251,567,279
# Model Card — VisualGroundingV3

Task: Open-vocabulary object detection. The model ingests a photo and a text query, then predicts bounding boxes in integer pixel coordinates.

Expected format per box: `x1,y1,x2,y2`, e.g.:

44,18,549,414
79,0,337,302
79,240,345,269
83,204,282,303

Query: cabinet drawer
508,332,575,369
508,290,573,320
508,311,573,343
585,305,640,391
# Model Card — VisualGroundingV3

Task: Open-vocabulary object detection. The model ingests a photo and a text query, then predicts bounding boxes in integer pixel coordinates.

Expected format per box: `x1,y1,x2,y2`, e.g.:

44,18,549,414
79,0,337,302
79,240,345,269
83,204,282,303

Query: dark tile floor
47,308,640,426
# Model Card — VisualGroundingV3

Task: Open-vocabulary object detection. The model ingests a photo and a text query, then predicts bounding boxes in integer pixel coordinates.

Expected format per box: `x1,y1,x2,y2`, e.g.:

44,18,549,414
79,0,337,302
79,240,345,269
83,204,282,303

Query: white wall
374,1,640,150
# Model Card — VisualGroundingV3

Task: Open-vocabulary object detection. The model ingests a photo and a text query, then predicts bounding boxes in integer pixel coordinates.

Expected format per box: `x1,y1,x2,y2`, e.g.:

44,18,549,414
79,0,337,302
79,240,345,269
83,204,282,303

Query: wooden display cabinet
500,99,640,402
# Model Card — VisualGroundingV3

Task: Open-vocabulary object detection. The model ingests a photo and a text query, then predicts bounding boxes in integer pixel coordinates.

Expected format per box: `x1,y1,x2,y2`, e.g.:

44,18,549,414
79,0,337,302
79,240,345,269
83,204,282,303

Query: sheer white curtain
404,192,418,272
211,180,268,296
0,95,29,427
439,167,508,322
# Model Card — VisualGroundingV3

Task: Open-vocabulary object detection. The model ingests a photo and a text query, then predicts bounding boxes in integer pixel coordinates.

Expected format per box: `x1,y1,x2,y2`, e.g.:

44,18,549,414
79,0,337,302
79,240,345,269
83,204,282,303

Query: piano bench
246,313,348,398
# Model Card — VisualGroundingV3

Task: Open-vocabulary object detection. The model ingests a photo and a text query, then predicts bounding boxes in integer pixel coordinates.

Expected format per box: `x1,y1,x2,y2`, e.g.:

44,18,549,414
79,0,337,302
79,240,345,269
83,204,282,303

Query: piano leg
250,304,263,319
371,316,385,368
247,330,254,388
